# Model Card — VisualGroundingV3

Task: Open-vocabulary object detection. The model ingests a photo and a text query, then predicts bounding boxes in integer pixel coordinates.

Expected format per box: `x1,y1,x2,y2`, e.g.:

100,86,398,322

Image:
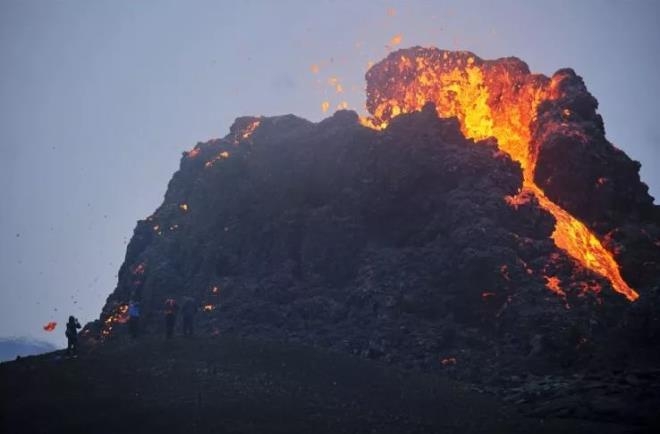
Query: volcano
78,48,660,423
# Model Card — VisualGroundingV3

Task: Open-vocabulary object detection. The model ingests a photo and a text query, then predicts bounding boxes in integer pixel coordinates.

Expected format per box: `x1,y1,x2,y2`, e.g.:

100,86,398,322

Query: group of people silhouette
65,297,200,355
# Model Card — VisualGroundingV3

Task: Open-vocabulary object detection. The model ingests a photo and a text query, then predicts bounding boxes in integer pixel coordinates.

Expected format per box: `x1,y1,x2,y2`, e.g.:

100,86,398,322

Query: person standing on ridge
164,298,178,339
128,300,140,338
181,297,196,337
65,315,81,356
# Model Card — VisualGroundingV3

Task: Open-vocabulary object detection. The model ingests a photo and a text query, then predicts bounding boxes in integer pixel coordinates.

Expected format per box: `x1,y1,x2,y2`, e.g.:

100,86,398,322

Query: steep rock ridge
90,106,638,376
87,49,660,382
361,47,659,295
532,69,660,287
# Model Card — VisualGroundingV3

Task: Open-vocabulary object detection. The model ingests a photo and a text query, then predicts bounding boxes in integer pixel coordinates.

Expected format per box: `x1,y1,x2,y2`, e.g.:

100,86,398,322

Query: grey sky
1,0,658,346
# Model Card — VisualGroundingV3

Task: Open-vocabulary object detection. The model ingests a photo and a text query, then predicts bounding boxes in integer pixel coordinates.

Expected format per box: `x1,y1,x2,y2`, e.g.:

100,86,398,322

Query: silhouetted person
181,298,196,337
65,315,81,356
164,298,178,339
128,300,140,338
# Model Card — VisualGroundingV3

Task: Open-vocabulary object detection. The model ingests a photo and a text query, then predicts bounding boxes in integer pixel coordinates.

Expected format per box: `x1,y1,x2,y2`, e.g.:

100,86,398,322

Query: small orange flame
241,120,261,140
205,150,231,169
203,304,215,312
43,321,57,332
545,276,565,297
390,34,403,46
321,101,330,113
101,303,130,337
179,204,189,212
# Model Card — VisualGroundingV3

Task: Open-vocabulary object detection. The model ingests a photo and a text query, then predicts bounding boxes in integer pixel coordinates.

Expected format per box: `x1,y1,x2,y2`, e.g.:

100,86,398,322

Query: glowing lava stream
360,49,638,301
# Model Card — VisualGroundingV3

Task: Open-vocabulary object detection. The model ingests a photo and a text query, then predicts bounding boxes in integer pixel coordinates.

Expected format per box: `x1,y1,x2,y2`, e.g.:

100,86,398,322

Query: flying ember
360,48,638,301
43,321,57,332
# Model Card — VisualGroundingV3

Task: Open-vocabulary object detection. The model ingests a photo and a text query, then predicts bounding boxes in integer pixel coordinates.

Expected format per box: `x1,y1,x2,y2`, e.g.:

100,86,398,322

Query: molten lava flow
362,48,638,301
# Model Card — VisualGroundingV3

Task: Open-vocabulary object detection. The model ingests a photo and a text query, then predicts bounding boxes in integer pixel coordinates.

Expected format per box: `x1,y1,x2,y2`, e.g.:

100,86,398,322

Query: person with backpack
164,298,178,339
128,300,140,338
65,315,81,356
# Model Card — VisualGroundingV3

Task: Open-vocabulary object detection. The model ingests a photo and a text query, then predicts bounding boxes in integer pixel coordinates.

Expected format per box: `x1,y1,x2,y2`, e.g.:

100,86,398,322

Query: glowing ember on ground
179,204,189,212
43,321,57,332
441,357,457,365
481,292,496,299
211,286,220,294
361,48,638,301
101,303,130,337
203,304,215,312
544,276,565,297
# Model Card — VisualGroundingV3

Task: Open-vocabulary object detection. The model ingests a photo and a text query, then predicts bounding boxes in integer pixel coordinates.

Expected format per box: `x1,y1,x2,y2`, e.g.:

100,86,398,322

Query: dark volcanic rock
87,105,640,384
532,69,660,288
77,48,660,428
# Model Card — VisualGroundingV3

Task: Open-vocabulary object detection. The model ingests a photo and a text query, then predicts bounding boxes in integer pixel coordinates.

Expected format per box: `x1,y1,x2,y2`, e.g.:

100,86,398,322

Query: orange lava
361,48,638,301
544,276,565,297
43,321,57,332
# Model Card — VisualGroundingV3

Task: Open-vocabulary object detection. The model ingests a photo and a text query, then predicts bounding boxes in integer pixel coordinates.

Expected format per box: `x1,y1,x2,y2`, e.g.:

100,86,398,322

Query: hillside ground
0,334,650,434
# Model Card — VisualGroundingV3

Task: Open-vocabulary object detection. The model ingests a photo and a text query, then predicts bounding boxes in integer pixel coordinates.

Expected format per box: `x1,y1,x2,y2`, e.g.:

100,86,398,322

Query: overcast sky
1,0,658,347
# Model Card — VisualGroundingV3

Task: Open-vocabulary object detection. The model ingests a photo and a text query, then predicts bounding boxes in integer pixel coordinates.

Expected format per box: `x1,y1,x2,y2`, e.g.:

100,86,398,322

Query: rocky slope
89,104,656,375
78,50,660,426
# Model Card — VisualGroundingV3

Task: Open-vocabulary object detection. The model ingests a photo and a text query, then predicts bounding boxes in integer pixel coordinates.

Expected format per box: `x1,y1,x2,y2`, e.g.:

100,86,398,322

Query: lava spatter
361,47,638,301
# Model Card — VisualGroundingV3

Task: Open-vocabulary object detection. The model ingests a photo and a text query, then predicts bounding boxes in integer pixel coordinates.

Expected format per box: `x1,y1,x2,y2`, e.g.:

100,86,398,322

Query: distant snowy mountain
0,338,57,362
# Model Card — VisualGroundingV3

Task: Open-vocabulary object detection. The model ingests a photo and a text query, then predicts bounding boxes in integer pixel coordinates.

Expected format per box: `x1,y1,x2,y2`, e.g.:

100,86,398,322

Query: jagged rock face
531,69,660,288
90,48,660,378
90,105,645,377
361,47,659,296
